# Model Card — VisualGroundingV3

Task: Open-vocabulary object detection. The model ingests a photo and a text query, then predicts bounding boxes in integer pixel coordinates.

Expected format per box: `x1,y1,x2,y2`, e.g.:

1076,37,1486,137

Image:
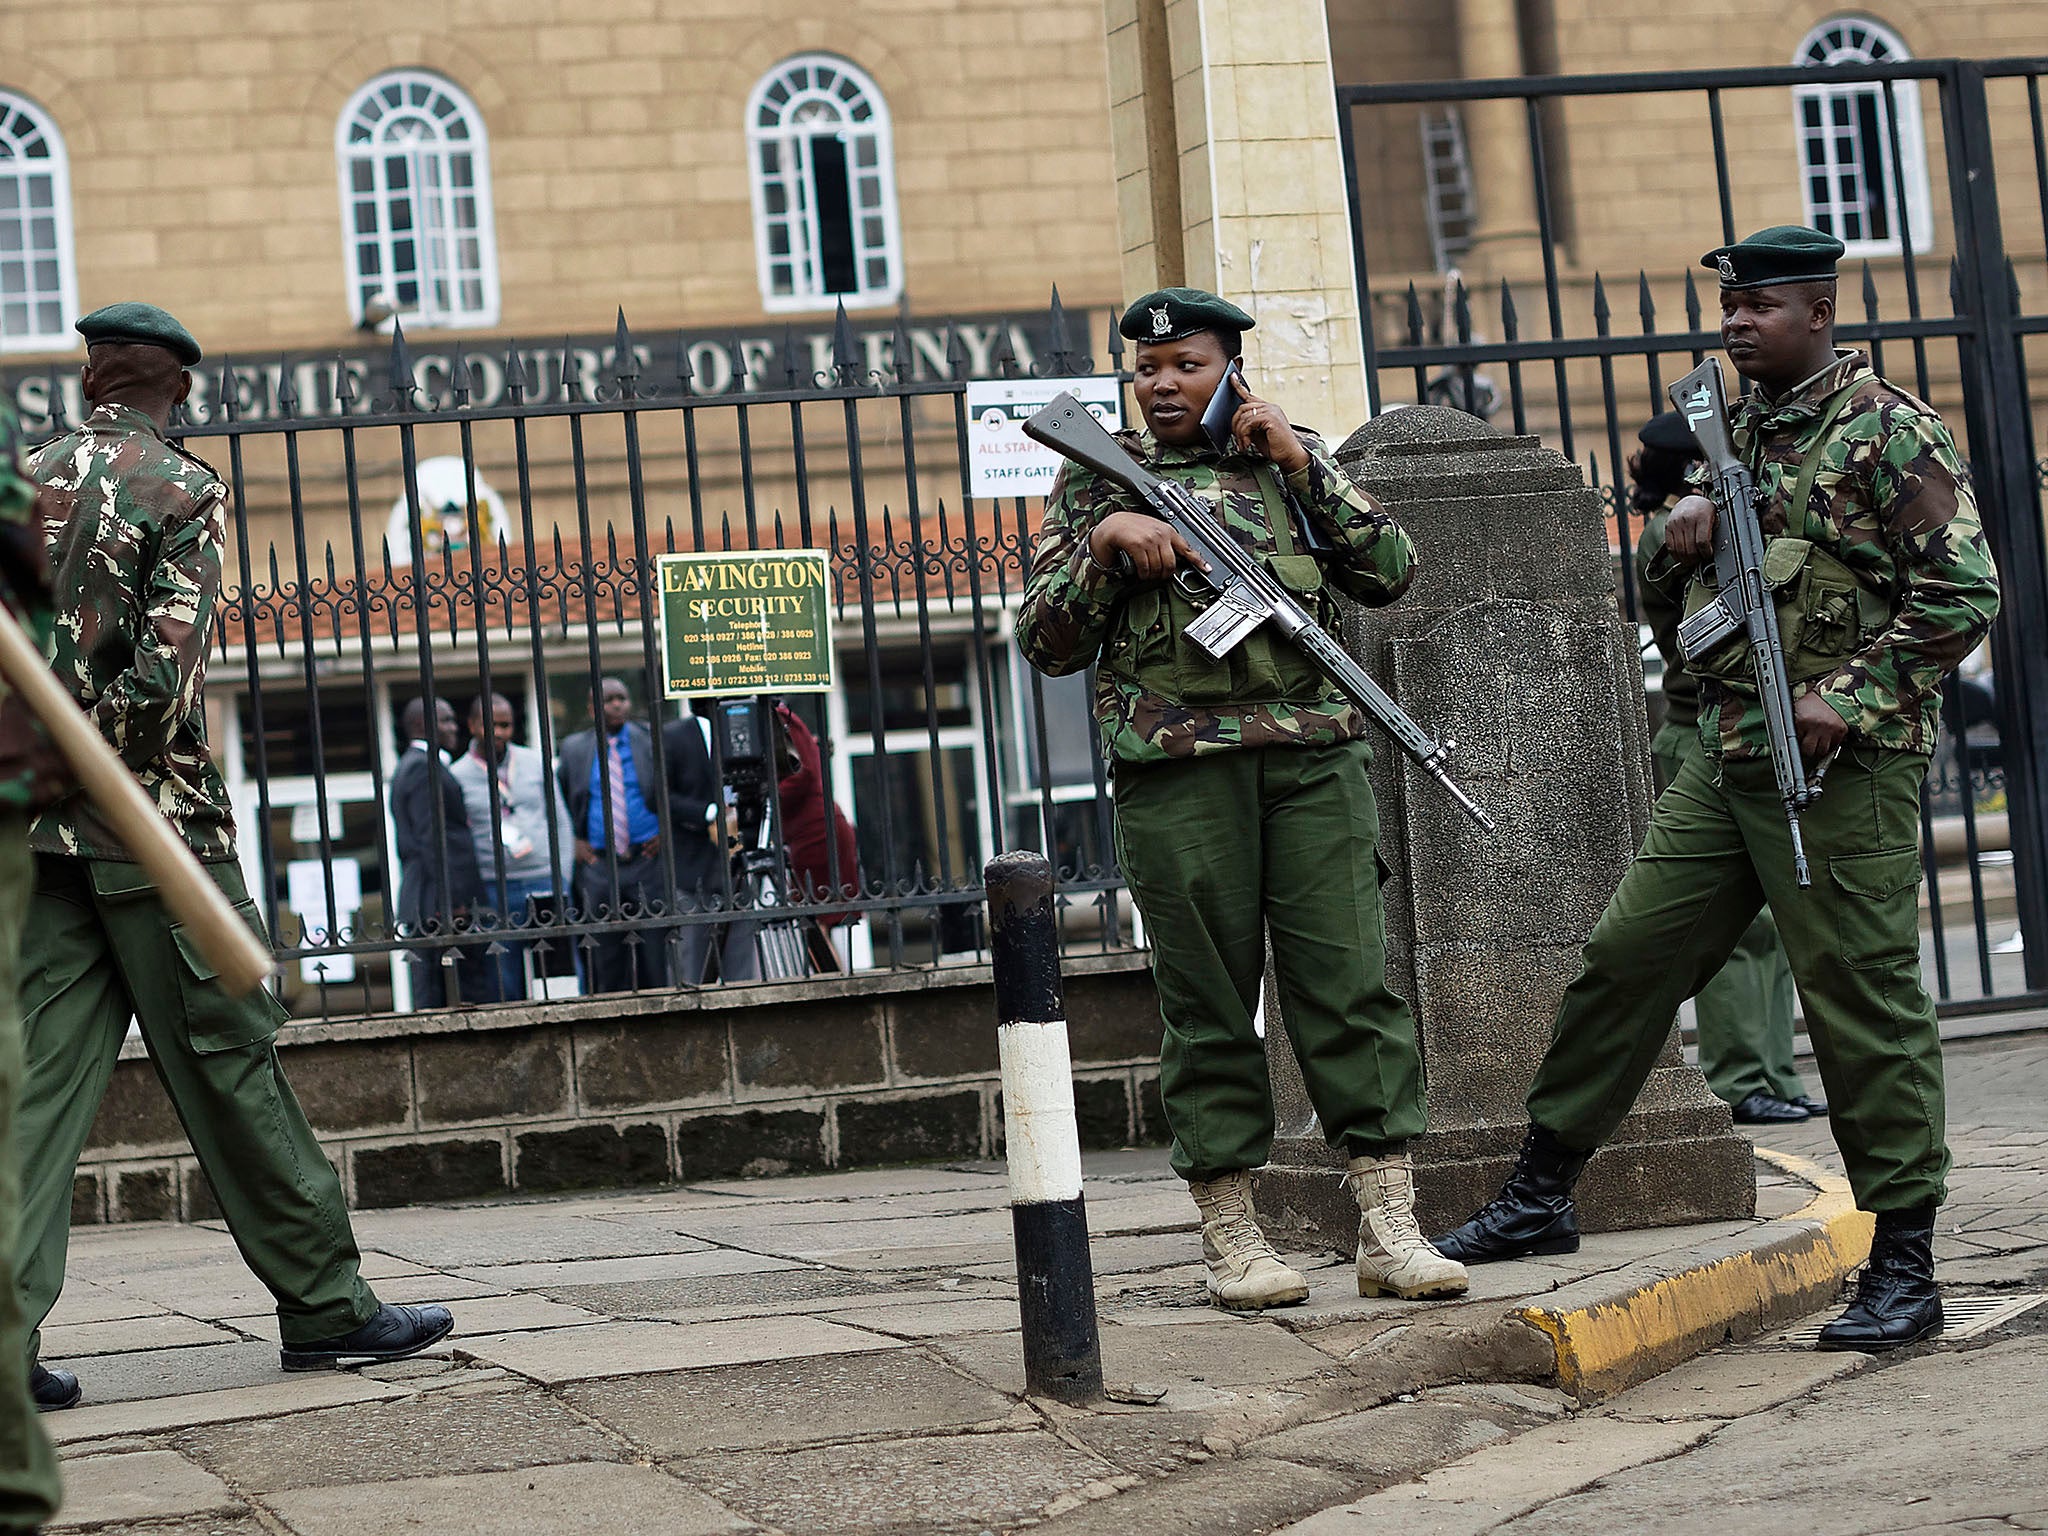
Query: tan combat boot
1348,1153,1469,1300
1188,1173,1309,1311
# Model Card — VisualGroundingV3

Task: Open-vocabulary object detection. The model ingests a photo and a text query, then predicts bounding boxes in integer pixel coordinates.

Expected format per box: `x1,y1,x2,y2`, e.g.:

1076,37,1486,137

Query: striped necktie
607,734,631,853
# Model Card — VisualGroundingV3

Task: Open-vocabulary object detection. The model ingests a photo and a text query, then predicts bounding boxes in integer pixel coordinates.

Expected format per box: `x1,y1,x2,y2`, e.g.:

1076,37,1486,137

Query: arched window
0,92,78,353
746,55,903,312
336,71,498,329
1792,18,1932,256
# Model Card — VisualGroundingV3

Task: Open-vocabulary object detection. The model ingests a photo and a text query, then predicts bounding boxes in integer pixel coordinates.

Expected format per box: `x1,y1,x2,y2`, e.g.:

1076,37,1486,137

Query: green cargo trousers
1650,725,1807,1106
1114,740,1425,1182
17,853,378,1359
0,820,59,1532
1528,743,1946,1211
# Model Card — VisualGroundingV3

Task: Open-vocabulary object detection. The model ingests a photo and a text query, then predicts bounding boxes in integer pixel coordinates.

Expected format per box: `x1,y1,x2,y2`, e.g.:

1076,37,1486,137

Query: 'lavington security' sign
964,377,1123,499
657,551,834,699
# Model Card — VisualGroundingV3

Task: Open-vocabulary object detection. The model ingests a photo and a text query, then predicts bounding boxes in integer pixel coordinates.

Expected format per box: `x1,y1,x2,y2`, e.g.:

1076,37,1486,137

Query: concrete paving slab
961,1232,1206,1280
51,1448,242,1529
1277,1416,1717,1534
356,1250,435,1280
816,1298,1024,1338
365,1273,511,1305
679,1211,1019,1254
1249,1393,1547,1481
451,1248,801,1288
673,1429,1110,1532
49,1373,410,1446
685,1167,1005,1200
541,1268,896,1316
1032,1454,1356,1535
457,1316,909,1383
43,1283,169,1328
181,1383,622,1492
44,1340,290,1406
261,1460,752,1536
938,1317,1339,1399
1602,1347,1870,1422
563,1350,1018,1455
40,1313,240,1358
353,1215,715,1269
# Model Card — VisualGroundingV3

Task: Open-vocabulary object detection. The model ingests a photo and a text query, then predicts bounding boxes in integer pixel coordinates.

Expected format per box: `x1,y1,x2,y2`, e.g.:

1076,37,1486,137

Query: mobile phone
1201,361,1247,454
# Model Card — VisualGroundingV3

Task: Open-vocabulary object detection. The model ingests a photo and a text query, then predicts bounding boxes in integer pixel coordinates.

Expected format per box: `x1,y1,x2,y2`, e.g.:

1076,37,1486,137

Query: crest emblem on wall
1150,305,1171,336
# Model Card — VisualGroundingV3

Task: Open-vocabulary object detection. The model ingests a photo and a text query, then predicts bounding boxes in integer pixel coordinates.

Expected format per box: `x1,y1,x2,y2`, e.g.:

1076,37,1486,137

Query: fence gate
1338,57,2048,1014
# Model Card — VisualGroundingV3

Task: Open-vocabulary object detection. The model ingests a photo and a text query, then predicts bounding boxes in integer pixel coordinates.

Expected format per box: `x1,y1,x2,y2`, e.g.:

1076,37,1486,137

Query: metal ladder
1420,106,1476,273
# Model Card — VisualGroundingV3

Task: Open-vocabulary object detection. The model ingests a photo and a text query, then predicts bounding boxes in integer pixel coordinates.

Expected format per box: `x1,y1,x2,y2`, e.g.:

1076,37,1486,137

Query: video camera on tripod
709,696,809,978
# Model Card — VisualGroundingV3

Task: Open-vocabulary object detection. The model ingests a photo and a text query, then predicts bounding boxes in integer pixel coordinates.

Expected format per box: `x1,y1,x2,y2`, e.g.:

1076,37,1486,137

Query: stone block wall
73,953,1167,1225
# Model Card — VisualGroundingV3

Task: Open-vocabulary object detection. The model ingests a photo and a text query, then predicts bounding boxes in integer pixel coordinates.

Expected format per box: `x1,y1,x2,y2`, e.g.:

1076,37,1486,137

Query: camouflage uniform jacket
0,399,62,809
1646,351,2000,761
27,402,237,861
1016,428,1417,764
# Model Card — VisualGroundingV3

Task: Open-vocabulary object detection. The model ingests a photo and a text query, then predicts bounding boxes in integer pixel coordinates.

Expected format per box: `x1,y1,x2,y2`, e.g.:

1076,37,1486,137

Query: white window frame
0,92,78,354
335,70,500,330
746,54,904,314
1791,17,1933,259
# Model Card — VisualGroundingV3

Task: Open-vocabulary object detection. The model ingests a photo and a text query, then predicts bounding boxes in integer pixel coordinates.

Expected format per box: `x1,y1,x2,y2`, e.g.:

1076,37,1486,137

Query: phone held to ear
1201,362,1246,455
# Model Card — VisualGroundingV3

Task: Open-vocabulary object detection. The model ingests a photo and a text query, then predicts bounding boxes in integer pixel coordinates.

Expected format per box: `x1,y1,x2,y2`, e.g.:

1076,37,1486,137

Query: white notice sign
964,377,1123,499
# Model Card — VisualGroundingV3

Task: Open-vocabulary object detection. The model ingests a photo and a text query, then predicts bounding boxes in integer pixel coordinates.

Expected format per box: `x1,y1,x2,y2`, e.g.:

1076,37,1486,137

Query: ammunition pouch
1682,536,1893,687
1106,551,1338,708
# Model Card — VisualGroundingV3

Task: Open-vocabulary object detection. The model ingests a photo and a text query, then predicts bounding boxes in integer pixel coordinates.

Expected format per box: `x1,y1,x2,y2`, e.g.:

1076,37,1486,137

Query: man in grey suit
452,691,573,1001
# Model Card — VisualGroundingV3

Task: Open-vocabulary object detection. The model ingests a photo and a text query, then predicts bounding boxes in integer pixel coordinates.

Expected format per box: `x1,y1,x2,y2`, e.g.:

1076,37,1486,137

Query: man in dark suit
392,696,487,1007
557,678,671,991
662,703,758,985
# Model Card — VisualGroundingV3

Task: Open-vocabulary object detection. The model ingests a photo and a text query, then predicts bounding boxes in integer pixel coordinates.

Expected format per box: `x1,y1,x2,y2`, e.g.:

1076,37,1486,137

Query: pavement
37,1029,2046,1535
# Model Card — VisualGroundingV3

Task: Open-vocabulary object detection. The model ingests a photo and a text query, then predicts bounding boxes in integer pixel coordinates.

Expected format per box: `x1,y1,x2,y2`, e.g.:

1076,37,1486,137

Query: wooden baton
0,603,274,996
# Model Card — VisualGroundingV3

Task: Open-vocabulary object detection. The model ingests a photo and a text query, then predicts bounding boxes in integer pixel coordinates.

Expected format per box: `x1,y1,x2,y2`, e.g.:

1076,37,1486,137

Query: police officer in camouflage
1632,410,1820,1127
0,398,63,1528
1435,229,2001,1352
1018,288,1467,1311
18,304,453,1407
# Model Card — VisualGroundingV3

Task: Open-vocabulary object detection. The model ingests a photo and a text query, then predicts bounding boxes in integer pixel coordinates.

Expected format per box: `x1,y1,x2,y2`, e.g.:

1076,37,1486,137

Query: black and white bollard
986,851,1103,1405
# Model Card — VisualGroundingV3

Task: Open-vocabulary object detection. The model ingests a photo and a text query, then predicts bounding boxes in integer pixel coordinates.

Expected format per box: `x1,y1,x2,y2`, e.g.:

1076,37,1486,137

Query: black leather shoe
1731,1091,1810,1124
30,1363,79,1412
280,1303,454,1372
1817,1205,1942,1352
1789,1095,1829,1117
1432,1124,1593,1264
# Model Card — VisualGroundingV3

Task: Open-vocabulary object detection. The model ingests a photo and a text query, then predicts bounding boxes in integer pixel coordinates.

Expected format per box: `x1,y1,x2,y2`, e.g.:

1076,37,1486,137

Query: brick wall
1,0,1124,359
73,953,1168,1224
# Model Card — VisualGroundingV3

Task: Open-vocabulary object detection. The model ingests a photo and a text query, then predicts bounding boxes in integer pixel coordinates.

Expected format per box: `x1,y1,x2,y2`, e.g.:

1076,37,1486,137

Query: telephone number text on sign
655,551,835,698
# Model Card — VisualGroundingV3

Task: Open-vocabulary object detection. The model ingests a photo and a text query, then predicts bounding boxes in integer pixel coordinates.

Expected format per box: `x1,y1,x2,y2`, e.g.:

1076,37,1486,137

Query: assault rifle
1669,358,1826,886
1023,393,1494,832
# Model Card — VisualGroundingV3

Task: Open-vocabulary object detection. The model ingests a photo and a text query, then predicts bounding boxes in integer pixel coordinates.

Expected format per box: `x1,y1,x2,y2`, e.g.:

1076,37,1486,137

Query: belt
595,839,662,862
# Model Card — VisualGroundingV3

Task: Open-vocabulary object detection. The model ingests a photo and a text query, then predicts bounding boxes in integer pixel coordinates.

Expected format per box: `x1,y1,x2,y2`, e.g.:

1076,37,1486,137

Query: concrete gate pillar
1103,0,1368,436
1252,407,1756,1248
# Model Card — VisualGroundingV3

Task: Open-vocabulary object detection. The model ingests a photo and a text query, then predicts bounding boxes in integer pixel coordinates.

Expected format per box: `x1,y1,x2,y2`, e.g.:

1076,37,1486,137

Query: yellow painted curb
1512,1148,1873,1402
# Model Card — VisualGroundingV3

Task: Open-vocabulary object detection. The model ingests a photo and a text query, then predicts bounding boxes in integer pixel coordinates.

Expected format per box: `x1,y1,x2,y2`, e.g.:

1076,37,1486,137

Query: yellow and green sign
656,550,834,698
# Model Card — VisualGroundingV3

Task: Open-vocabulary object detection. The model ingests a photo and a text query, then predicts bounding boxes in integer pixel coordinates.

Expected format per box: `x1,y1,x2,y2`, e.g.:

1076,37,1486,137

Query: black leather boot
1431,1124,1594,1264
29,1363,79,1412
280,1303,455,1372
1816,1205,1942,1352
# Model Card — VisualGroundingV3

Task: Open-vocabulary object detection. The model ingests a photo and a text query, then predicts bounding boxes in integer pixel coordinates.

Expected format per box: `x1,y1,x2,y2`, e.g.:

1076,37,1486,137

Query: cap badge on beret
1149,305,1172,337
1717,253,1738,283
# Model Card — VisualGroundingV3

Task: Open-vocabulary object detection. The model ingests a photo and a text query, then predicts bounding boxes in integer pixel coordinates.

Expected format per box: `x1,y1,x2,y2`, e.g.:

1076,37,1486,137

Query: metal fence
18,295,1142,1018
1337,56,2048,1013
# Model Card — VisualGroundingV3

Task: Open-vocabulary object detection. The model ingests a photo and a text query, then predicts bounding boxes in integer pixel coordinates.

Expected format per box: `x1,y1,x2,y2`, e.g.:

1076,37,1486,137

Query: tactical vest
1100,463,1339,708
1682,382,1897,688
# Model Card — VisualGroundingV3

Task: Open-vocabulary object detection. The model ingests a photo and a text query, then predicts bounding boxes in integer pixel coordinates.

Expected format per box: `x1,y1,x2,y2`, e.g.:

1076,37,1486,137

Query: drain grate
1772,1291,2048,1348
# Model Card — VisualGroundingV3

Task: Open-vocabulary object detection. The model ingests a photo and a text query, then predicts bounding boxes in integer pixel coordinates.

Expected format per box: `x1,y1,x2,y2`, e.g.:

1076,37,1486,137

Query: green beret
75,302,202,367
1119,287,1254,344
1701,226,1844,291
